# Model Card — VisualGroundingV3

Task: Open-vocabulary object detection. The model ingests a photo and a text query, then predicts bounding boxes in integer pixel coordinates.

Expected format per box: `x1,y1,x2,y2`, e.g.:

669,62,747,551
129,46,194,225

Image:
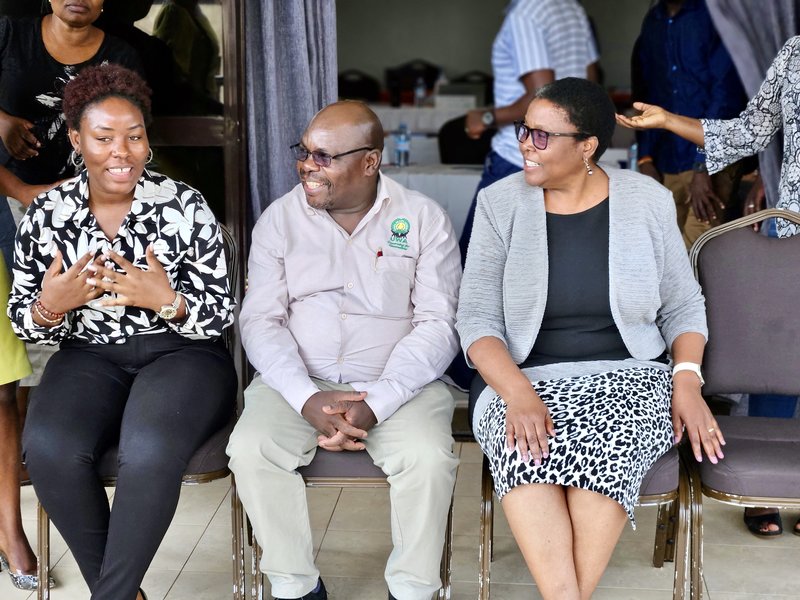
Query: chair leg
670,463,692,600
230,477,246,600
37,502,50,600
438,498,454,600
652,500,673,568
252,536,264,600
478,455,493,600
685,458,704,600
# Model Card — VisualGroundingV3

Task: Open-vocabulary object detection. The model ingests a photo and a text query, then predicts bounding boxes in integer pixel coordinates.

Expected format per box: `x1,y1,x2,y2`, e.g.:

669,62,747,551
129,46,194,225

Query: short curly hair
62,64,153,131
535,77,616,160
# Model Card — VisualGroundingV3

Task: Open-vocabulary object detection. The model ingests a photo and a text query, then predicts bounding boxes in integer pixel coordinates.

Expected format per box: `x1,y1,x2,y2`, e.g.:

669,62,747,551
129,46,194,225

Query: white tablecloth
369,105,466,134
382,165,482,237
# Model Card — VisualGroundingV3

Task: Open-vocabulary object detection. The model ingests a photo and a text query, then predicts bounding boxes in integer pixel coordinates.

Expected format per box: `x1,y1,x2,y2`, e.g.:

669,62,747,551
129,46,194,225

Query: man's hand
464,109,488,140
638,161,662,183
744,173,765,230
301,390,369,452
318,394,378,451
689,171,723,224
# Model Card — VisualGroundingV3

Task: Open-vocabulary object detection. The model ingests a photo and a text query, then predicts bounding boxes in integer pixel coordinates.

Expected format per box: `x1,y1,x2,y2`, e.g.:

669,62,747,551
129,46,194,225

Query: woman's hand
505,388,556,465
0,110,40,160
615,102,671,130
87,246,176,311
671,373,725,463
39,251,103,314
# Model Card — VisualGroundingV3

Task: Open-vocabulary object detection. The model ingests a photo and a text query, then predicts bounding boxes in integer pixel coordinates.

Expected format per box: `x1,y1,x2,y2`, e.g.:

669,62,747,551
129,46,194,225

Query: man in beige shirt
227,101,461,600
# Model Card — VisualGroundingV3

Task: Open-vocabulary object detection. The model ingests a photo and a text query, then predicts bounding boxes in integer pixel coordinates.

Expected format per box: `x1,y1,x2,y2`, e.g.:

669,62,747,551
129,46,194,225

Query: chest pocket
371,256,416,316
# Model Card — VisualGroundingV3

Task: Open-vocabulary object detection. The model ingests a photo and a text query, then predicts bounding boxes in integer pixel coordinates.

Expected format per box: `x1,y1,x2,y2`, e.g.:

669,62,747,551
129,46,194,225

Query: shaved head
307,101,384,152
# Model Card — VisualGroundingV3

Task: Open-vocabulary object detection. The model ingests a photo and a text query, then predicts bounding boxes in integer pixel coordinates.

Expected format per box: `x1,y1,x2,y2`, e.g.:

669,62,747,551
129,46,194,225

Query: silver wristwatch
157,293,181,320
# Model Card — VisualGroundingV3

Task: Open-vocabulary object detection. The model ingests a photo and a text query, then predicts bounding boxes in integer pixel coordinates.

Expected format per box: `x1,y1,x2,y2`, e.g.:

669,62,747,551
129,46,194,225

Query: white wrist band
672,362,705,386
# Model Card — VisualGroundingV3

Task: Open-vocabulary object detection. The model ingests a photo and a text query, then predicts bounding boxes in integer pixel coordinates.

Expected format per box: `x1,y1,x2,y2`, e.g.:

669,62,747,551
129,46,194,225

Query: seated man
227,101,462,600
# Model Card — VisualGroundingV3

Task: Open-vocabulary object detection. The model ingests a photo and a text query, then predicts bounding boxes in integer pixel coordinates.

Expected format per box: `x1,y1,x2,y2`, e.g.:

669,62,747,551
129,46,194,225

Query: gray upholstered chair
248,447,455,600
687,208,800,598
474,446,693,600
36,224,246,600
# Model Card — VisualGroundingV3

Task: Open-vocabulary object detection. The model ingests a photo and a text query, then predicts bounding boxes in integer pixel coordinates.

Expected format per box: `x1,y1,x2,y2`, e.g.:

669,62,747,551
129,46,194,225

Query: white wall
336,0,653,91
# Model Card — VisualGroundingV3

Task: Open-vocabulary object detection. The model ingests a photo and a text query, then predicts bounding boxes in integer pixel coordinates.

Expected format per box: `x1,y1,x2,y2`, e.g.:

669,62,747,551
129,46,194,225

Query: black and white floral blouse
8,169,235,344
702,35,800,238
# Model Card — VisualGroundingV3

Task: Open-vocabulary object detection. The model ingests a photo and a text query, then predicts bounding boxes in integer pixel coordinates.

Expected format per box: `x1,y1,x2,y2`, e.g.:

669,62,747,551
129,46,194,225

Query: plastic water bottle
394,123,410,167
414,77,427,107
628,142,639,172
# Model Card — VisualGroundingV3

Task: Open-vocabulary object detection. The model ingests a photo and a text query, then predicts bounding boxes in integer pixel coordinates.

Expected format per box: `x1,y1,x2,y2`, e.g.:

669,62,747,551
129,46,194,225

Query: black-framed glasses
290,143,375,167
513,121,588,150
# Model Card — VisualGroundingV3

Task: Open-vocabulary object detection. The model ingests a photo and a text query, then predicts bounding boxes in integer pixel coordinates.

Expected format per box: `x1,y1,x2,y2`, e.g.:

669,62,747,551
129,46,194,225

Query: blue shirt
632,0,746,174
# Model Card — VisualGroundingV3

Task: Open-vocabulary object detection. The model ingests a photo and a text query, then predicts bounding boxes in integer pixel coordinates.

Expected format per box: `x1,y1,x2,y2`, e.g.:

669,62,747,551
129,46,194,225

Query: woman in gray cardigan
456,78,724,600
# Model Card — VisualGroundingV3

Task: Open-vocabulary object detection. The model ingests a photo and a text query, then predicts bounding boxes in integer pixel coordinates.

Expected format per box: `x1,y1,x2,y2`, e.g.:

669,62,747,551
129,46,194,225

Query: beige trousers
227,377,458,600
663,164,741,249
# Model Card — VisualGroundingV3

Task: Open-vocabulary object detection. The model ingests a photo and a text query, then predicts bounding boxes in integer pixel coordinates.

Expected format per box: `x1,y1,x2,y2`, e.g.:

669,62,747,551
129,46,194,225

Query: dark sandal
743,510,783,537
793,517,800,537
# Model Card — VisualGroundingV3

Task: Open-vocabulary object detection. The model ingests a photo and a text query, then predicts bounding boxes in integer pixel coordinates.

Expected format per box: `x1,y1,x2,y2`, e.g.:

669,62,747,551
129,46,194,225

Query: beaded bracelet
33,301,64,325
35,299,64,319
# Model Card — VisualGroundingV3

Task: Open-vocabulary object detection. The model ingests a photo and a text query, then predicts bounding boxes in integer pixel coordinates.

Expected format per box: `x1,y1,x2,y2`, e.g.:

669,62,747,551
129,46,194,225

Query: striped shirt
491,0,599,164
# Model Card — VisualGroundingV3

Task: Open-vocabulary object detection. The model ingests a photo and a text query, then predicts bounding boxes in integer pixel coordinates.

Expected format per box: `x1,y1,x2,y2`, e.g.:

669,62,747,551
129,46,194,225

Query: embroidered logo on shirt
388,218,411,250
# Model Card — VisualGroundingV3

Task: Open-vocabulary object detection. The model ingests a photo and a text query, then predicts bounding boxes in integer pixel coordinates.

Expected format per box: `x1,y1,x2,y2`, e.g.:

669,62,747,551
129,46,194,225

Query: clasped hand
301,390,377,452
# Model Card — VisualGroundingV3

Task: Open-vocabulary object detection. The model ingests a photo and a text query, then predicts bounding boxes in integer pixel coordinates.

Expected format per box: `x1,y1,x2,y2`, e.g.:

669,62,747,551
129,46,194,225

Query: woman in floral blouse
7,64,236,600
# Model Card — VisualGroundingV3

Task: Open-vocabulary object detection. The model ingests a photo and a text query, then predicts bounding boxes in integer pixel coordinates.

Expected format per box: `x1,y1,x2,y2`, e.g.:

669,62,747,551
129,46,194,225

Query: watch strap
672,361,705,386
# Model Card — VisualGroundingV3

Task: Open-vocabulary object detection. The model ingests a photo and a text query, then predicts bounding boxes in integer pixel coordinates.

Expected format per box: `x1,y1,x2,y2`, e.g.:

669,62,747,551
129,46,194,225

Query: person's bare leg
501,483,581,600
566,487,628,600
16,386,30,483
0,382,36,573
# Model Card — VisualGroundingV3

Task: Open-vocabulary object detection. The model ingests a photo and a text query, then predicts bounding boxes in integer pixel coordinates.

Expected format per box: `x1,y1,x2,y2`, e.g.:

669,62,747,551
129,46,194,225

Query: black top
0,17,141,184
521,198,633,368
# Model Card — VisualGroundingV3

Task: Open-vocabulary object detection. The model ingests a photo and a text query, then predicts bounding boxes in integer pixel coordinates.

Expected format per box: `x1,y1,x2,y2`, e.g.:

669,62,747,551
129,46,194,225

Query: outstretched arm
616,102,706,147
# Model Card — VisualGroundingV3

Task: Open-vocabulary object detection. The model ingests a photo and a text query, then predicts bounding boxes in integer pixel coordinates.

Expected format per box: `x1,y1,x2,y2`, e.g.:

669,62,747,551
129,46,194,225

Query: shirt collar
67,169,153,227
655,0,701,19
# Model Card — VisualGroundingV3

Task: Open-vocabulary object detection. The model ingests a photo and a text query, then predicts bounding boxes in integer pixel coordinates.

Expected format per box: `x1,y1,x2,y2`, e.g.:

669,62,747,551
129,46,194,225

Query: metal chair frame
685,208,800,599
247,449,455,600
35,224,246,600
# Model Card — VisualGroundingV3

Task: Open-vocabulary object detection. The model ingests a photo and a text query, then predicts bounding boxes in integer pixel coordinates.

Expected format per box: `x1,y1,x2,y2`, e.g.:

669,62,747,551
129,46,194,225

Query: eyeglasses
290,143,375,167
513,121,588,150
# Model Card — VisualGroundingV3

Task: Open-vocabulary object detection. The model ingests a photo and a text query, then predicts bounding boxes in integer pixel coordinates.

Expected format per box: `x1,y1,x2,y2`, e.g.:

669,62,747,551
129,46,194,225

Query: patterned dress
702,35,800,238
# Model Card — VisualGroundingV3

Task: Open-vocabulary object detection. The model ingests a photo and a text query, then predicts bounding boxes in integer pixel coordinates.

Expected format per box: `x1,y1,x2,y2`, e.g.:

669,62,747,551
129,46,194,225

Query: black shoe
388,592,398,600
275,577,327,600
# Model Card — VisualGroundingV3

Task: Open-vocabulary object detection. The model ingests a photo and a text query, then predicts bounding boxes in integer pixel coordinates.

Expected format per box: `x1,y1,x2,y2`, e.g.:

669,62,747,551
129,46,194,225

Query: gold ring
707,427,716,433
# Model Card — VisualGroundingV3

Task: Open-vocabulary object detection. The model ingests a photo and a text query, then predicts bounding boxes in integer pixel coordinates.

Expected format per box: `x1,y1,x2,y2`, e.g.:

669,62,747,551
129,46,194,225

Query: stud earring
584,156,594,176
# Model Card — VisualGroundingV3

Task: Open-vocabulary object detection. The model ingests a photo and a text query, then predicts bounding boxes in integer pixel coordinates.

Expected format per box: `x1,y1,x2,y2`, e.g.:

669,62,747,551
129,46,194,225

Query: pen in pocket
374,246,383,270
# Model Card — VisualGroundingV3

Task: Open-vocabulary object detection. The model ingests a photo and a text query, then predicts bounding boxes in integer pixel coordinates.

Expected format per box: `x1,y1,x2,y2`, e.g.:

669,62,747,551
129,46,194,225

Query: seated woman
456,77,724,600
8,64,236,600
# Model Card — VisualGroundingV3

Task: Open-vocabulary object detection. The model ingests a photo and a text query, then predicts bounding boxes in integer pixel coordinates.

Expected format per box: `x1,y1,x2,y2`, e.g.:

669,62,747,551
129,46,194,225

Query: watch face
159,306,177,320
481,111,494,126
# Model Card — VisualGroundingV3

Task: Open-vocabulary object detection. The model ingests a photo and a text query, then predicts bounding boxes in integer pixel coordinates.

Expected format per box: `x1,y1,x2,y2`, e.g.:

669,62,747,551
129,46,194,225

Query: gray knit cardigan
456,168,708,367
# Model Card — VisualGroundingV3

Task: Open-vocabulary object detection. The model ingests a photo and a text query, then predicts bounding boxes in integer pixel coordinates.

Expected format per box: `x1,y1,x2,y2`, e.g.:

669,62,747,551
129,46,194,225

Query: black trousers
22,332,236,600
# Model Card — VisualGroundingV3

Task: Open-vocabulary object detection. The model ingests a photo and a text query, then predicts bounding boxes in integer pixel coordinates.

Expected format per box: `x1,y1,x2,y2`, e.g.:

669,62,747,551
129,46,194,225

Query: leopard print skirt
475,367,673,526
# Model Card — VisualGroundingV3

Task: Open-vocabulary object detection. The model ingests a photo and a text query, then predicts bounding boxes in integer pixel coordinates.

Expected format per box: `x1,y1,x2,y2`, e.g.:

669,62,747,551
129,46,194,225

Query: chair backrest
385,59,441,106
438,115,493,165
338,69,381,102
689,209,800,396
220,223,238,353
450,70,494,105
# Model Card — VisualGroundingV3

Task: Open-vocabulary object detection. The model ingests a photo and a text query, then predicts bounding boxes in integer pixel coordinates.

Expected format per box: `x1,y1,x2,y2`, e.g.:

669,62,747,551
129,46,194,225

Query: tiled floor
4,442,800,599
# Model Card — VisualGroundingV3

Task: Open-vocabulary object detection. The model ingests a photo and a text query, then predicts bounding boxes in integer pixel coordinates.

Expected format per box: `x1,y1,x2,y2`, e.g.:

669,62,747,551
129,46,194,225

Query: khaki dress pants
227,377,458,600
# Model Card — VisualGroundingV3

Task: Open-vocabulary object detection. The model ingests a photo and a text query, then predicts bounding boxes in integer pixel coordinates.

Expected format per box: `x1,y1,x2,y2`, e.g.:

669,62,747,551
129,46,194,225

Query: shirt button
337,356,344,364
671,65,677,71
340,313,347,320
346,282,354,289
